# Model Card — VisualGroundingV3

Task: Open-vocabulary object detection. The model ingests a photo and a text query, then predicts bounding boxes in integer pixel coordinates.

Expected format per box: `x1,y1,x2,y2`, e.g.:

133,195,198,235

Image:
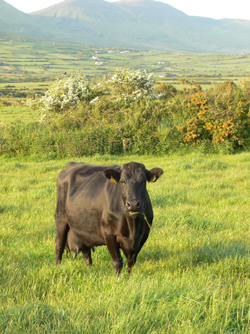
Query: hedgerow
175,81,250,150
1,70,250,158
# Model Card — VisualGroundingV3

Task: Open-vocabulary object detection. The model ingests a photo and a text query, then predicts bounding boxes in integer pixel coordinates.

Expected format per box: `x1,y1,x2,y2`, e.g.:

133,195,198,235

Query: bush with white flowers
108,68,156,101
36,70,95,115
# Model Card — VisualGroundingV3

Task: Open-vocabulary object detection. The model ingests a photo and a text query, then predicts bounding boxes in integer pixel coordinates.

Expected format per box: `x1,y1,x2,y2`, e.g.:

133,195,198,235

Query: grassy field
1,33,250,97
1,35,250,127
0,105,39,125
1,153,250,333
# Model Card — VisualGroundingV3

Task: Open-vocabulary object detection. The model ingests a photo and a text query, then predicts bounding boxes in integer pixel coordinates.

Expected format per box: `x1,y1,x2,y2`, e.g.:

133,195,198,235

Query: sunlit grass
0,106,39,125
1,153,250,332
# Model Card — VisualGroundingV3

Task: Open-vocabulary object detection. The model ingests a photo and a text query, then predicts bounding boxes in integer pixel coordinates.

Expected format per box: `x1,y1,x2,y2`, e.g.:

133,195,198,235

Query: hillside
1,0,250,53
0,0,59,40
28,0,250,53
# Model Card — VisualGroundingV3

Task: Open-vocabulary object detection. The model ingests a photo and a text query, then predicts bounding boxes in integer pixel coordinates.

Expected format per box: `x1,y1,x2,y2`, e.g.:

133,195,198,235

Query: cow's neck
125,214,144,252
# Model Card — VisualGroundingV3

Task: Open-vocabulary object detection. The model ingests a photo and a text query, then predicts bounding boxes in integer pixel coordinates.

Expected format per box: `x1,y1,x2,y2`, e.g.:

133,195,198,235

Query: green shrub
1,73,250,157
155,83,177,100
167,80,250,151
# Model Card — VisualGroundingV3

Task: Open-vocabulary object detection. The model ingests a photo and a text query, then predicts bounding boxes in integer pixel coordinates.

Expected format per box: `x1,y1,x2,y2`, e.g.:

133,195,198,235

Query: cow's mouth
127,211,141,219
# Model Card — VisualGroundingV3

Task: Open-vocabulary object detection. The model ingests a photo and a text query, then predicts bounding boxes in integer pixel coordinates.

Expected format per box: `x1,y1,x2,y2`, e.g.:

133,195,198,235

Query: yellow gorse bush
177,80,250,148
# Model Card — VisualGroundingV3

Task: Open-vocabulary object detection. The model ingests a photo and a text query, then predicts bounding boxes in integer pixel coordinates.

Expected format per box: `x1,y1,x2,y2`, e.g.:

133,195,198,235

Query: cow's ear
103,169,121,184
146,168,164,182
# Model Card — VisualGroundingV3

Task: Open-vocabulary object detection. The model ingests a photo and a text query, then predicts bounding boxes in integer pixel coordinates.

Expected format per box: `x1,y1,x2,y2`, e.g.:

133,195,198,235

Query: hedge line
1,79,250,158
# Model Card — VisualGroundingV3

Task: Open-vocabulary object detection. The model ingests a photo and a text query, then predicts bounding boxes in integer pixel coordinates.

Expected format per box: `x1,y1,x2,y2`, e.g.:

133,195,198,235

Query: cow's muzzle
126,200,142,218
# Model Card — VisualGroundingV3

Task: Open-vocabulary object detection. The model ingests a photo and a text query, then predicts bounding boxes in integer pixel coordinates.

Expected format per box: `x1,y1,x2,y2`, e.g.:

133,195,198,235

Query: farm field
1,153,250,333
1,33,250,98
0,105,39,125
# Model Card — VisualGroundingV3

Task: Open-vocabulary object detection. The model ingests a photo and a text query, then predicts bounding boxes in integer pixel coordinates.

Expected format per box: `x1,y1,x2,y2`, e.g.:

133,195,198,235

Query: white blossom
90,97,100,104
108,68,157,101
31,70,95,116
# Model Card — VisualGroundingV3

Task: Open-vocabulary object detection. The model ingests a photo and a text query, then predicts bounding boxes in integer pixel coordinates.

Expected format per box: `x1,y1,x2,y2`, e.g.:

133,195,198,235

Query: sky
4,0,250,20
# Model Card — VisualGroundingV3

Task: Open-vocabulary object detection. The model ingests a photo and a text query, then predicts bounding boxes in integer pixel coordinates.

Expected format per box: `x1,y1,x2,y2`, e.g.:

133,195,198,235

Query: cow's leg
87,247,95,265
65,247,69,259
105,234,123,274
127,254,136,273
88,250,93,265
82,248,93,265
127,227,150,273
65,240,70,259
55,218,69,264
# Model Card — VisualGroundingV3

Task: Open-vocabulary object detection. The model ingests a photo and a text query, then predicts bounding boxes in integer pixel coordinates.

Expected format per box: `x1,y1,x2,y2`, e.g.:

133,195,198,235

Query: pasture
1,153,250,333
1,33,250,97
0,105,39,126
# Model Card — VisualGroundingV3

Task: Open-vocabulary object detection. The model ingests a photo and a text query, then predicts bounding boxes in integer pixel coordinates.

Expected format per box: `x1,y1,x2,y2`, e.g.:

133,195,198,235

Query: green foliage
174,80,250,150
207,81,250,148
1,74,250,157
155,83,177,100
0,122,123,158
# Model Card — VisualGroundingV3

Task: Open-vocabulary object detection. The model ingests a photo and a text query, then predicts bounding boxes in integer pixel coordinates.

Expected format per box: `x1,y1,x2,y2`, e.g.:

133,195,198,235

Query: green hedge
1,80,250,158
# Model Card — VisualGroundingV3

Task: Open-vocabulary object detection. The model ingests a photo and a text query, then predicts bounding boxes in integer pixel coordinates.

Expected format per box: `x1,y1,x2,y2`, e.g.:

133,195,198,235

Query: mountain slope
0,0,59,39
1,0,250,53
29,0,250,53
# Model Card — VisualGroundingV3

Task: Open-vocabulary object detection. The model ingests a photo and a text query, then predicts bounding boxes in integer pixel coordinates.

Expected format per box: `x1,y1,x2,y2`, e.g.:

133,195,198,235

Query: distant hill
0,0,58,40
1,0,250,53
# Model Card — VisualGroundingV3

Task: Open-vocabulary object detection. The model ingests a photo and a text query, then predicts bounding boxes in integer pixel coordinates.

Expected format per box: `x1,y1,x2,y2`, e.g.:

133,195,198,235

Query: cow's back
56,162,120,215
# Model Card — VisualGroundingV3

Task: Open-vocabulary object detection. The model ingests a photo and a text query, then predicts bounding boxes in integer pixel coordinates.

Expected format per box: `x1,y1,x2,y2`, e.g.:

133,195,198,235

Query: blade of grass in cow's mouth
127,211,141,218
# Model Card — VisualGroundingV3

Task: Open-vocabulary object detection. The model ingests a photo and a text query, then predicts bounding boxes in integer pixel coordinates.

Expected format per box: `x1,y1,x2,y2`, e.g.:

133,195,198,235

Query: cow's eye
120,180,126,185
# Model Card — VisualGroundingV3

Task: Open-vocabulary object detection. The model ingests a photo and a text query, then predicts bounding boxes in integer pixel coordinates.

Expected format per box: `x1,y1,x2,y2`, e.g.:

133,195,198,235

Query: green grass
1,153,250,332
0,105,39,125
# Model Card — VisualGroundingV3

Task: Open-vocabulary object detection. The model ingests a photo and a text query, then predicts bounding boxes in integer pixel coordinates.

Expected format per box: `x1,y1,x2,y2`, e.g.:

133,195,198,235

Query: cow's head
103,162,163,218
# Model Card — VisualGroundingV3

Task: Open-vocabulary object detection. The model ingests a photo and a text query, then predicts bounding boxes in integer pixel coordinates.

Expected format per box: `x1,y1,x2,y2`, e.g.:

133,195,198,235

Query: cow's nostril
136,201,140,208
127,201,131,209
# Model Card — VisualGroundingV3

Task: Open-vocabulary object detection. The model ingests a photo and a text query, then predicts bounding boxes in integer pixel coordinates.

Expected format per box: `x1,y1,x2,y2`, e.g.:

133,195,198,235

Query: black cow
55,161,163,274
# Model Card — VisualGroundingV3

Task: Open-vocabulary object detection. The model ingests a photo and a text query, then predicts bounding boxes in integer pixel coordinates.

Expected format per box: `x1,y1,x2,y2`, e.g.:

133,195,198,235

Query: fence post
123,139,127,153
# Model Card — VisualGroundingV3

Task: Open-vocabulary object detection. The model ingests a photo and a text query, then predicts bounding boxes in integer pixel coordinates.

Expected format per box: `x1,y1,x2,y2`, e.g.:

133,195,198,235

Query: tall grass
1,153,250,333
